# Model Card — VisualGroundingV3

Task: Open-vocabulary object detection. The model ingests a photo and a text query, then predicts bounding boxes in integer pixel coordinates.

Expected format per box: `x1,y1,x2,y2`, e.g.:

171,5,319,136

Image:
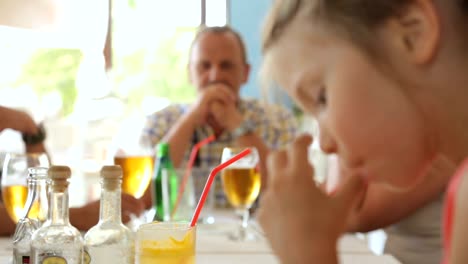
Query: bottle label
41,256,67,264
21,256,30,264
83,249,91,264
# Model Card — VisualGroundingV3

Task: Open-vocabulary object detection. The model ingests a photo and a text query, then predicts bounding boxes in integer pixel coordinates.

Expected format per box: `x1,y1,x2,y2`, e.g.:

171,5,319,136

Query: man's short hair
189,26,248,63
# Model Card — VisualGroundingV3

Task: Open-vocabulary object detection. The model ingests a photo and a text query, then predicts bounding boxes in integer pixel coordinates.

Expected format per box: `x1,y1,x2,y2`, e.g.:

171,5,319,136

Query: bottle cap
48,165,71,192
48,165,71,180
101,165,122,190
156,143,170,157
101,165,123,179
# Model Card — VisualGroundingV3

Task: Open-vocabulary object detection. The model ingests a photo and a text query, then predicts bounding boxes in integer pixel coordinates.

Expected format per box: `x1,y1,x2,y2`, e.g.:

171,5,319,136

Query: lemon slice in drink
42,256,67,264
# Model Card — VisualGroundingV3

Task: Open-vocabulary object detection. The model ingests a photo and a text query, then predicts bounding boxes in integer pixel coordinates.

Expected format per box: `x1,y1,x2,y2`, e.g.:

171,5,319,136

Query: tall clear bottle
31,166,83,264
13,167,49,264
84,165,133,264
152,143,179,221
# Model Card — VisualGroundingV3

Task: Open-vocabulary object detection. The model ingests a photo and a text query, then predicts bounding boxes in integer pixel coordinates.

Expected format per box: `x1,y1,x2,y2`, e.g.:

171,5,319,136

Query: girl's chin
380,182,414,192
372,173,423,192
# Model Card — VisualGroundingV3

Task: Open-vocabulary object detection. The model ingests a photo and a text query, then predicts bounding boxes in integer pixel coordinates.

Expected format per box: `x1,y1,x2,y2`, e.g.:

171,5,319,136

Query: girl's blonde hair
260,0,468,90
262,0,468,56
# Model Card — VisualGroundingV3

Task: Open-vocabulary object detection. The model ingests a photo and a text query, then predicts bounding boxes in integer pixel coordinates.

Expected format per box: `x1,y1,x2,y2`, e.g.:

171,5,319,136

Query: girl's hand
257,134,366,264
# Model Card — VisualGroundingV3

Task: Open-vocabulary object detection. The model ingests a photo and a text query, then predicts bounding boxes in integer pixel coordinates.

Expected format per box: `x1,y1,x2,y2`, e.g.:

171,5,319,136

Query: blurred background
0,0,308,206
0,0,230,205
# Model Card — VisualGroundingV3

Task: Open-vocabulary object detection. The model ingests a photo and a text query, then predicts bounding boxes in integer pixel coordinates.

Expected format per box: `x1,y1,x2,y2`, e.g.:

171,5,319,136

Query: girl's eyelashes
317,86,327,106
292,72,326,112
294,85,326,114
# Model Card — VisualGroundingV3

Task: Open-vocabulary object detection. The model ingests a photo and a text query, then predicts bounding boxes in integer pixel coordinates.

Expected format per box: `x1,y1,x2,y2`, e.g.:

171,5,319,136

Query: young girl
257,0,468,263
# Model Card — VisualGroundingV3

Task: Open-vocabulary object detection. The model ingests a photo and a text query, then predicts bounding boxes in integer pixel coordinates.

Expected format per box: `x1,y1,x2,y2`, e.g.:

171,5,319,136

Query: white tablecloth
0,222,401,264
197,254,401,264
195,223,400,264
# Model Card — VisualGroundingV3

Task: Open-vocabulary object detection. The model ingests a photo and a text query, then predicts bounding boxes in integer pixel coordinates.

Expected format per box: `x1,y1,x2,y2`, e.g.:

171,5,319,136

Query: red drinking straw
190,148,252,227
171,135,216,219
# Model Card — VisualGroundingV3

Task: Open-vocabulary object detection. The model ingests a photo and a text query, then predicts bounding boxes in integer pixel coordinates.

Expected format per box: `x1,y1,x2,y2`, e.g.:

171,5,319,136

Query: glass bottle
13,167,48,264
84,165,133,264
31,166,83,264
152,143,179,221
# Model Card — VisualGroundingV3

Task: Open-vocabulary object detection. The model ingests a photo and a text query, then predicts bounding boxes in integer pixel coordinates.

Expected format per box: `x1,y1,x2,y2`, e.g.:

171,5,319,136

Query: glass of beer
135,222,196,264
113,135,154,230
113,135,154,199
1,153,50,223
221,147,261,241
114,155,154,199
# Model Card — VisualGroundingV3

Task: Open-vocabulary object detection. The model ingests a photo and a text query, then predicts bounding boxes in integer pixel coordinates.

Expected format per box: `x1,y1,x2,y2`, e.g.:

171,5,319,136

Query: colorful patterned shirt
141,98,298,168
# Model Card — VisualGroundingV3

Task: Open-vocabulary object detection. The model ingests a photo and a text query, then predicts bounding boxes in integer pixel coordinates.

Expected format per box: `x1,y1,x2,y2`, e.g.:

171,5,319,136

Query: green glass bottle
152,143,179,221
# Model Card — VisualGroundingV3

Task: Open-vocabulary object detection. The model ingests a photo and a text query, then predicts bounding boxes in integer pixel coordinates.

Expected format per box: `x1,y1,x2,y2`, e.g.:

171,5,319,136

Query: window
0,0,228,118
0,0,227,205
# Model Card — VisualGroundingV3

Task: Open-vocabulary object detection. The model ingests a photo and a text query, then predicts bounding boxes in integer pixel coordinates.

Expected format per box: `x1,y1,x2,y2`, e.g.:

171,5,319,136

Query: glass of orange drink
135,222,196,264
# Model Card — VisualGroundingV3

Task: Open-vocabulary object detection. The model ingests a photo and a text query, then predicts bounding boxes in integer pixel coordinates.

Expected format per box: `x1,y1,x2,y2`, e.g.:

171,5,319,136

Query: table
0,223,401,264
195,223,401,263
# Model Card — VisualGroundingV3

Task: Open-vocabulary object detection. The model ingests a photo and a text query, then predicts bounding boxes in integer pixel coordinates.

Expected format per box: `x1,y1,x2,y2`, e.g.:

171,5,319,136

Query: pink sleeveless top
442,158,468,263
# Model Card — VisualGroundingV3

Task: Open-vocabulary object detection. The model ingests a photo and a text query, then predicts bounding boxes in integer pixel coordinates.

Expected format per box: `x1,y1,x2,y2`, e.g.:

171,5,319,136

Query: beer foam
1,177,27,186
226,160,256,169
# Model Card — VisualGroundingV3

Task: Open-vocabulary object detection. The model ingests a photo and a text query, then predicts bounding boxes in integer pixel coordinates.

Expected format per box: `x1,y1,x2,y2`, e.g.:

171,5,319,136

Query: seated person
257,0,468,263
140,26,298,208
0,106,145,235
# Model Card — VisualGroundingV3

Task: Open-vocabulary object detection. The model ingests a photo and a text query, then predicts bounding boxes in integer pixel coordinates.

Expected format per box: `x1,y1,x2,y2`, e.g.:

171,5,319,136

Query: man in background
140,26,298,208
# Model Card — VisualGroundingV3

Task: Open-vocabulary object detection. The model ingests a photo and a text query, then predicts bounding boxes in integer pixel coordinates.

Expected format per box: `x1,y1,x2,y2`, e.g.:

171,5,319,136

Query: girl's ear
382,0,440,65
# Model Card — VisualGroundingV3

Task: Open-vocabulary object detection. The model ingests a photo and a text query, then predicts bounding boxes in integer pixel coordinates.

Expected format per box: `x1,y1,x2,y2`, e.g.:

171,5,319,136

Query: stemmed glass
113,136,154,230
1,153,50,223
221,147,261,241
113,148,154,200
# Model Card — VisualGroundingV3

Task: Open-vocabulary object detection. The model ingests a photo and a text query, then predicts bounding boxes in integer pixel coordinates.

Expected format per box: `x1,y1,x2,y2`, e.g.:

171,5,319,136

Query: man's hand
0,106,47,153
186,83,237,127
209,99,243,132
0,106,38,134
